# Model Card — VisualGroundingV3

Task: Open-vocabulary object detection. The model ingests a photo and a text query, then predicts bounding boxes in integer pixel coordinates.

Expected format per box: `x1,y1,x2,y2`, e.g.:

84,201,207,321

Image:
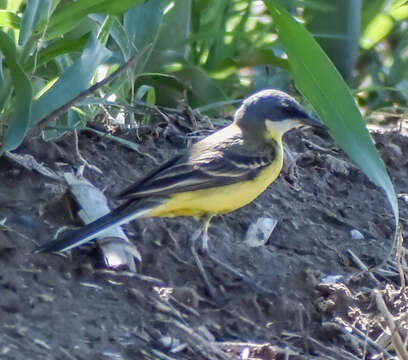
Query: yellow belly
147,153,283,218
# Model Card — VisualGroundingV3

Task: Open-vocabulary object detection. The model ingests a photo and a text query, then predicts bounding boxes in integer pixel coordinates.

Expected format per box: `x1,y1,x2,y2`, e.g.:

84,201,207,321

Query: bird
35,89,326,296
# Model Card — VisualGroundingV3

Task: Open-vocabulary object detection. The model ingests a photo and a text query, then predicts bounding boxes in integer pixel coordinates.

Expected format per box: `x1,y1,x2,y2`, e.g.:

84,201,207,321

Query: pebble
350,229,364,240
244,217,278,247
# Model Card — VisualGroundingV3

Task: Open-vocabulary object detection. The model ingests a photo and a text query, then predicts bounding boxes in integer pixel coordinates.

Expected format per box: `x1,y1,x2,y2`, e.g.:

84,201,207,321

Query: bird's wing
117,143,276,199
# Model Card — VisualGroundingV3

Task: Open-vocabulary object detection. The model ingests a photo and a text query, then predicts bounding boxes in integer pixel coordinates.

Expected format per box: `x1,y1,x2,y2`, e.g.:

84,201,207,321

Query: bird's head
234,89,326,141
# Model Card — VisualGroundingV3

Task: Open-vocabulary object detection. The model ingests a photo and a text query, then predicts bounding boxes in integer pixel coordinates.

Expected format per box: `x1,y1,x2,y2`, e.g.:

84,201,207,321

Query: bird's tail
34,200,156,253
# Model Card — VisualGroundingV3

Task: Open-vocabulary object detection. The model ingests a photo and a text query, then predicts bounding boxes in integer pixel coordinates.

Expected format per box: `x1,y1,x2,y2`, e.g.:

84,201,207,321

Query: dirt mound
0,116,407,359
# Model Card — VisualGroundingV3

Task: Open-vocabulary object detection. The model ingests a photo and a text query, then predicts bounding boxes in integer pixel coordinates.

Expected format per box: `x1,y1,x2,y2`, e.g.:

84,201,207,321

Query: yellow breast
147,149,283,218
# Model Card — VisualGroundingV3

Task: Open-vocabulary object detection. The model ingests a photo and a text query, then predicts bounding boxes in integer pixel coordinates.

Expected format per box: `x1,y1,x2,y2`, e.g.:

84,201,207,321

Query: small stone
399,193,408,204
350,229,364,240
244,217,278,247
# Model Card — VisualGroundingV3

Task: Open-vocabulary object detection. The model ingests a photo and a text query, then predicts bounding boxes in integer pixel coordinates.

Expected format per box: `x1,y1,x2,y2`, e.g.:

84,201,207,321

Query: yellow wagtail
36,89,326,293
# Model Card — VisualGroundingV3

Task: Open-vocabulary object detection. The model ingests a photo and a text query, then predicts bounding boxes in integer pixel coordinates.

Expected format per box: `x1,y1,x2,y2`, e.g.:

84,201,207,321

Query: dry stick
395,226,406,290
31,44,152,135
339,321,394,358
374,290,408,360
347,249,381,285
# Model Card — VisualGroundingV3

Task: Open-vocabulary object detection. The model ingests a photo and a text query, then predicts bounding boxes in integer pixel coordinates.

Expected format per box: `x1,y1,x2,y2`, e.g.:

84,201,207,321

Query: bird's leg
199,214,214,252
190,215,273,297
202,216,273,294
189,215,217,299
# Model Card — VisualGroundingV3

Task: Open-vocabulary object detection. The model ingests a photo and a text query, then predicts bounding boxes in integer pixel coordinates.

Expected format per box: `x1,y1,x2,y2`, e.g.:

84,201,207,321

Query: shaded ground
0,111,407,359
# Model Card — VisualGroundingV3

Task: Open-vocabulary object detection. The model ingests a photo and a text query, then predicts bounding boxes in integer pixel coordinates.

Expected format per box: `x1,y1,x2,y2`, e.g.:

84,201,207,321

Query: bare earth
0,114,407,359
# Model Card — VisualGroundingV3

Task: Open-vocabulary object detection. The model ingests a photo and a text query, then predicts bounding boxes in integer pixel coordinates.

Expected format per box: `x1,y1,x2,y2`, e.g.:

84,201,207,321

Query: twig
374,289,408,360
395,226,406,290
347,249,381,285
73,129,103,174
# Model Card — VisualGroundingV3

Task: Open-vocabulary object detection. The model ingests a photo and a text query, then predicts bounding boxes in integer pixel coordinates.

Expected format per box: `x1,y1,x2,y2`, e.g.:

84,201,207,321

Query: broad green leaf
0,10,21,29
19,0,50,46
265,1,399,228
5,0,24,12
31,33,111,125
23,33,90,72
0,31,33,154
124,0,165,72
155,0,191,58
361,3,408,49
34,0,145,40
304,0,361,81
361,0,388,33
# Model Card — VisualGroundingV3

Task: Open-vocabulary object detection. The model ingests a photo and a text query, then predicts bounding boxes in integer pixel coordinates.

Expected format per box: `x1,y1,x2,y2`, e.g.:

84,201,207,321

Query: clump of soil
0,111,407,359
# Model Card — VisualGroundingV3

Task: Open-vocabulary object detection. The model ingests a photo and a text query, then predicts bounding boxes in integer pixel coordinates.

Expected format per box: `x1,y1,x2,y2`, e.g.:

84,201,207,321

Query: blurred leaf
134,72,185,106
24,33,90,72
31,33,111,126
304,0,361,81
361,3,408,49
124,0,166,72
174,64,226,106
388,32,408,86
0,31,32,153
135,85,156,123
95,14,114,45
155,0,191,58
265,1,399,226
35,0,145,40
5,0,24,12
104,16,131,59
361,0,388,33
19,0,50,46
236,48,289,70
0,10,21,29
201,0,230,70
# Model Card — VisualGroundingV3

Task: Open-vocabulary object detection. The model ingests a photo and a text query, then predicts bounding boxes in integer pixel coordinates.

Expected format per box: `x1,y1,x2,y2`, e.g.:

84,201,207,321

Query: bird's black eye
281,105,307,119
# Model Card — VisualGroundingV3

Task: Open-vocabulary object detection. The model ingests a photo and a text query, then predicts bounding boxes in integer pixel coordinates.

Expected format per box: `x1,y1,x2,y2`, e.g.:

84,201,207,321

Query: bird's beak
299,114,327,130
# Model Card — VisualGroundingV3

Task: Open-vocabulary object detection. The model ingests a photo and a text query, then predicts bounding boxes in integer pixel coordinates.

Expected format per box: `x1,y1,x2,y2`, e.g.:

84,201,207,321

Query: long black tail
34,200,154,253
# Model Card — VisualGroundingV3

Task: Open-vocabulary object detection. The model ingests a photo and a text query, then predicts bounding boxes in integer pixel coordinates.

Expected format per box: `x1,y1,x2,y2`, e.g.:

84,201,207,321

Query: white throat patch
265,119,302,137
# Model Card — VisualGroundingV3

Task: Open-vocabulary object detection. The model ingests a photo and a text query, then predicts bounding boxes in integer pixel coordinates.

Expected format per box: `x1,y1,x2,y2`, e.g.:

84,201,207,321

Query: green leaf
5,0,24,12
155,0,191,58
304,0,361,81
265,1,399,229
0,31,33,154
31,33,111,126
361,3,408,49
124,0,165,71
361,0,388,33
35,0,145,40
19,0,50,46
135,85,156,124
0,10,21,29
23,33,90,72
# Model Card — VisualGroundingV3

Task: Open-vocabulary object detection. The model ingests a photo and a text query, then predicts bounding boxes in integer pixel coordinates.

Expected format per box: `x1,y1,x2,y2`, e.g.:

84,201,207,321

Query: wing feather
117,126,277,199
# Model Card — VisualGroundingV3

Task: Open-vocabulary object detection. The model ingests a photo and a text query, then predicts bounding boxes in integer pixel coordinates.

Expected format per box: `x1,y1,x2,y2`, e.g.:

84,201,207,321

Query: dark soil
0,113,407,359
